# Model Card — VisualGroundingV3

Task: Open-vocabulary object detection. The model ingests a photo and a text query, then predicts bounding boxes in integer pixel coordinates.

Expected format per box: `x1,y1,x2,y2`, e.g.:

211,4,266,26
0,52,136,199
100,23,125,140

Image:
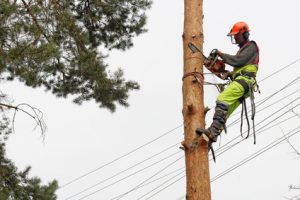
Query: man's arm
220,42,258,68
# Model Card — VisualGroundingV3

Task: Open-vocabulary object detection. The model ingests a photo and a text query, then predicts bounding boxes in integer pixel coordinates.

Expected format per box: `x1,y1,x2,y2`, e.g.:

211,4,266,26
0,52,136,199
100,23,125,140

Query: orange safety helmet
227,22,250,36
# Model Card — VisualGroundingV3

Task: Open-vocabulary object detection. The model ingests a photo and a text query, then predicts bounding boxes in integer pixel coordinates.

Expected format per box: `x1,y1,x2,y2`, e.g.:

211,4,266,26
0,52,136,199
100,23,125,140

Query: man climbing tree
196,21,260,143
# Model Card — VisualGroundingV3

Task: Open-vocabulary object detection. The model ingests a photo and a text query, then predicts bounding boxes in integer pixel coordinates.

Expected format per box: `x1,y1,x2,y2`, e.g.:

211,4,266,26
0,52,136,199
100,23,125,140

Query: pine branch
0,102,46,139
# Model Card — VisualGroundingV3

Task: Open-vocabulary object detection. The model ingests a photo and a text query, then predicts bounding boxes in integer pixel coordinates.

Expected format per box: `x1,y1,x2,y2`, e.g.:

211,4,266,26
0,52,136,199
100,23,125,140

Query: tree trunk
182,0,211,199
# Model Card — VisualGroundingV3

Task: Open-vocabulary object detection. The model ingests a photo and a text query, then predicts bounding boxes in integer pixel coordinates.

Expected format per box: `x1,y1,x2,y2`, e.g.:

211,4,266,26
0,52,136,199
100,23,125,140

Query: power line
111,156,184,200
227,75,300,122
211,126,300,182
135,171,185,200
217,97,300,154
258,58,300,83
131,167,185,191
256,77,300,107
59,124,182,189
64,143,181,199
216,113,300,159
214,109,300,162
108,168,185,200
65,151,182,200
214,99,300,158
143,175,185,200
79,155,184,200
223,79,300,148
206,60,300,111
176,126,300,199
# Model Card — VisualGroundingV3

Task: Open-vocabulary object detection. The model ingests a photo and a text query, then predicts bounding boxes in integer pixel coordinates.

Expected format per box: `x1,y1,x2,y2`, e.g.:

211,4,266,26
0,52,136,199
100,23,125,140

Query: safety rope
182,71,229,92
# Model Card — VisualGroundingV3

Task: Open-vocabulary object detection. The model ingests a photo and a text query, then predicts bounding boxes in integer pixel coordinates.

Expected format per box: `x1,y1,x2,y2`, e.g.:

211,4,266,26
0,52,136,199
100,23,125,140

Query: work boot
195,102,229,143
195,128,216,142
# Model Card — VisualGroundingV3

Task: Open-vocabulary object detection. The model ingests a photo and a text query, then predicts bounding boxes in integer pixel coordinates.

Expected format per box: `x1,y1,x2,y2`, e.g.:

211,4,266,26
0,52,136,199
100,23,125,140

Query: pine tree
0,114,58,200
0,0,152,112
0,1,152,198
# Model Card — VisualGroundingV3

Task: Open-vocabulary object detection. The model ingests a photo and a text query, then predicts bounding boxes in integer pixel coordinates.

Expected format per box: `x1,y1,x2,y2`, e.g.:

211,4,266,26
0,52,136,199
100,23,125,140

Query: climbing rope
182,71,230,92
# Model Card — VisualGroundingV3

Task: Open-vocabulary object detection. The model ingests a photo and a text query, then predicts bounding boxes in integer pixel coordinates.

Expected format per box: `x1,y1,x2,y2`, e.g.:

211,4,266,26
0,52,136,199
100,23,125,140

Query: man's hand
222,71,232,80
210,49,223,58
216,49,223,57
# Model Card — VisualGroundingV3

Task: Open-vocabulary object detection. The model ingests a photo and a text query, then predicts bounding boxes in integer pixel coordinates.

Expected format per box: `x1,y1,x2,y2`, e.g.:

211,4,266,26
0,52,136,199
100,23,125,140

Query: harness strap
240,99,250,139
234,70,256,78
235,79,250,98
235,77,257,144
249,81,257,144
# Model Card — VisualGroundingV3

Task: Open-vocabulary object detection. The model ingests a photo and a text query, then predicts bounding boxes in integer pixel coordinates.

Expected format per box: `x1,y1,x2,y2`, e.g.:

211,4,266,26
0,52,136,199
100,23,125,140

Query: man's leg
196,80,245,142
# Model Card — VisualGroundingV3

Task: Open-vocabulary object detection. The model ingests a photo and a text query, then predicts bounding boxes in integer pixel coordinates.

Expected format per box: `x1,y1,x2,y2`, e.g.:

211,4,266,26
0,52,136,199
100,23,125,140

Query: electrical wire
214,108,300,163
175,126,300,199
112,156,184,200
79,155,184,200
130,167,185,191
110,168,185,200
214,99,300,158
59,124,183,189
143,175,185,200
65,151,182,200
258,58,300,83
227,75,300,122
134,171,185,200
211,126,300,182
64,143,181,199
228,81,300,128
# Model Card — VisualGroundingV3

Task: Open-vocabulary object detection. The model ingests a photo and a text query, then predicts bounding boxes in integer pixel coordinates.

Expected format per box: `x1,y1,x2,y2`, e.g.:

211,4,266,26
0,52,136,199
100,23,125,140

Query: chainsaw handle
210,49,219,57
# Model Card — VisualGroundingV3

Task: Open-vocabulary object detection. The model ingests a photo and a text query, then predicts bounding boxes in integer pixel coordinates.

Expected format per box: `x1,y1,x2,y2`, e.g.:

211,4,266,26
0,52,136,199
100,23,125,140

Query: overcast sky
3,0,300,200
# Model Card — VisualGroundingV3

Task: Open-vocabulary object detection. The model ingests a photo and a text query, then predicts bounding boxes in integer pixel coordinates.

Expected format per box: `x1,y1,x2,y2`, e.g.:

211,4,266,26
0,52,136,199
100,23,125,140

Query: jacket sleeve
220,42,258,68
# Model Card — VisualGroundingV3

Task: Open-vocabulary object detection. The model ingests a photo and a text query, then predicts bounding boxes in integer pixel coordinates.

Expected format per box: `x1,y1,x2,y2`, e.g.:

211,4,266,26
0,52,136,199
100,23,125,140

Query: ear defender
243,31,249,40
242,26,249,40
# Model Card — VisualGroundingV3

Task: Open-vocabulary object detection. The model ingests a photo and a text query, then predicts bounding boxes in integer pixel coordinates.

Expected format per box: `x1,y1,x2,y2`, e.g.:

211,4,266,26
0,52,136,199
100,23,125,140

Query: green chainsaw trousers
217,76,256,118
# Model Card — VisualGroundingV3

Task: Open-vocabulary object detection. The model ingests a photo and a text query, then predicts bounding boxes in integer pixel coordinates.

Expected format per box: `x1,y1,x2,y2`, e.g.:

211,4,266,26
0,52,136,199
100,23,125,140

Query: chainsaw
188,42,229,80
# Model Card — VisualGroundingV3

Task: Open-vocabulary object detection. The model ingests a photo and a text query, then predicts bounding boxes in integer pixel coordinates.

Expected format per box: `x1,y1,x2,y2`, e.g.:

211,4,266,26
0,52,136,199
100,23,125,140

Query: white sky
2,0,300,200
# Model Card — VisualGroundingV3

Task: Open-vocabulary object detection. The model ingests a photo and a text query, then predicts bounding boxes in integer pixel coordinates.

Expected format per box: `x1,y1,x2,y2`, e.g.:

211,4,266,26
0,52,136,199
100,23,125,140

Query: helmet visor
227,29,240,36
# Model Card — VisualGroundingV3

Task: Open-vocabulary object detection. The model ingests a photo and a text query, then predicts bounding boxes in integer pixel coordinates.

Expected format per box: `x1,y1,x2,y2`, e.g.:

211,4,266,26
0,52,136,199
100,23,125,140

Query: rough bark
182,0,211,199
